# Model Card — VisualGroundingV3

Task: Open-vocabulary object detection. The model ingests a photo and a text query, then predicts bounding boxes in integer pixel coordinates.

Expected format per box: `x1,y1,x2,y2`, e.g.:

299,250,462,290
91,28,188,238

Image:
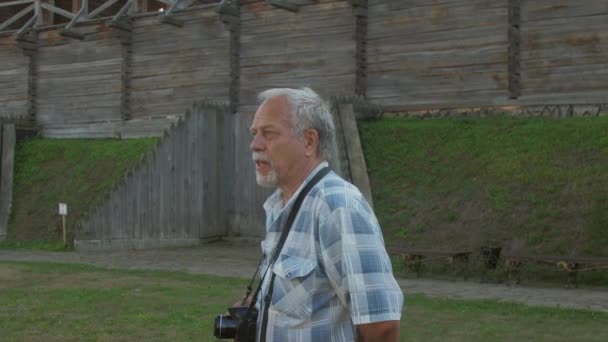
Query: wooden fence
74,97,374,248
0,123,16,241
75,102,235,250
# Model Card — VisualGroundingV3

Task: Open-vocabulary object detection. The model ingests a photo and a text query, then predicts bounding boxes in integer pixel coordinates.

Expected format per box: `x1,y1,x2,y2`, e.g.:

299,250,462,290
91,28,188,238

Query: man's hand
231,294,253,308
357,320,400,342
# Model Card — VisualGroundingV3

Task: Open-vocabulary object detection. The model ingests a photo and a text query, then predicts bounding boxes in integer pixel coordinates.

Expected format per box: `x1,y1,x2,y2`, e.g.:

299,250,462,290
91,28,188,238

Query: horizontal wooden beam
59,28,85,40
267,0,299,12
159,15,183,27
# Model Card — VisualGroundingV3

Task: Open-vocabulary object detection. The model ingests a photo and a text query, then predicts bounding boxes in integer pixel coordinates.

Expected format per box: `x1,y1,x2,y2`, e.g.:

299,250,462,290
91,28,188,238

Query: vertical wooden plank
338,104,374,207
178,117,186,239
195,104,206,239
180,111,195,239
145,150,156,241
155,140,165,240
0,124,16,241
223,108,236,235
168,128,177,239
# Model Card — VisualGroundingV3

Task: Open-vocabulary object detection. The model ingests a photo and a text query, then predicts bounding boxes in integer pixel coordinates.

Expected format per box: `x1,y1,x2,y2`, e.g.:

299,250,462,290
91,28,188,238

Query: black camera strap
258,166,331,342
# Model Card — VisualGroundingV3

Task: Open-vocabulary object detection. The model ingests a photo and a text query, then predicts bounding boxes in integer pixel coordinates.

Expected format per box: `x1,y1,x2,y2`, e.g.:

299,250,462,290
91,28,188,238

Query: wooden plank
522,0,608,22
338,104,373,207
0,124,16,240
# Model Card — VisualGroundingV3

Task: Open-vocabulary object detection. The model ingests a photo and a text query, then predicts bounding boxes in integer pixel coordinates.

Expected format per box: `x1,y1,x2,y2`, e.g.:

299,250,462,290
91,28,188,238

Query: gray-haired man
248,87,403,341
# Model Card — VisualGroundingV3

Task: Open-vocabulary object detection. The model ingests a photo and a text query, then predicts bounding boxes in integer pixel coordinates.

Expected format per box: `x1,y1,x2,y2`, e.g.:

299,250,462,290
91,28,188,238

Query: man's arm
357,320,400,342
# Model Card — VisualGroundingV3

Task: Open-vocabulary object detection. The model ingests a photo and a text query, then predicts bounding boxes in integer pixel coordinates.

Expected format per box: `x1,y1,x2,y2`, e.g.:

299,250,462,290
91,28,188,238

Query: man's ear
303,129,319,157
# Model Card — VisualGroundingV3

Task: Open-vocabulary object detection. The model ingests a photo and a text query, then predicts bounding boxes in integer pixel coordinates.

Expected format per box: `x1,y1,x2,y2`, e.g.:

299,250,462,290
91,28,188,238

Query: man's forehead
251,96,291,128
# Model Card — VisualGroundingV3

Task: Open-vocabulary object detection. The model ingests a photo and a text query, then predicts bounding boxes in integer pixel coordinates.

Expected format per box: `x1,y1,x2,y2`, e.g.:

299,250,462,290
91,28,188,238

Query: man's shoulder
312,172,368,211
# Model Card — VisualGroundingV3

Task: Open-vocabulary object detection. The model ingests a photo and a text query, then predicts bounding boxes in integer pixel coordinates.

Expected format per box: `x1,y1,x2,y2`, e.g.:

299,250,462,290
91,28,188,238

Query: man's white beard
256,169,279,188
253,152,279,188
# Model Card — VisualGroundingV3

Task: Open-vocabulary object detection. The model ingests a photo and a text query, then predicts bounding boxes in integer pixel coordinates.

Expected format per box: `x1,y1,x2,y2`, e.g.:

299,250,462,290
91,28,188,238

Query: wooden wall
239,0,356,111
76,103,234,250
367,0,510,110
36,24,123,126
0,37,28,121
3,0,608,124
519,0,608,104
231,0,358,237
130,9,231,119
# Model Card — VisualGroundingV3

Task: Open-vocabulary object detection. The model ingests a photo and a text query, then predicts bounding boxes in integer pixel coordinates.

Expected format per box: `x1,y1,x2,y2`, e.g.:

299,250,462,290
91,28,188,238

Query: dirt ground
1,240,607,312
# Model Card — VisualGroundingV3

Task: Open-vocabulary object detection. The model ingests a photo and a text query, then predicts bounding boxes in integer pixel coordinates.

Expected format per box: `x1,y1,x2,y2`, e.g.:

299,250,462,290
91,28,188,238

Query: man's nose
250,135,264,152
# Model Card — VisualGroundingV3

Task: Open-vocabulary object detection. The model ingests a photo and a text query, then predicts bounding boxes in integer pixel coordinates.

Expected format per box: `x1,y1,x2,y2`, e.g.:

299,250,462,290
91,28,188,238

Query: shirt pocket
270,254,317,322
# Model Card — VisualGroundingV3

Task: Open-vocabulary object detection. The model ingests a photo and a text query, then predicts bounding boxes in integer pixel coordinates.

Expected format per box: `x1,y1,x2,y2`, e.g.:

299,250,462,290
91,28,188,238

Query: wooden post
59,203,68,245
0,124,16,241
339,104,374,207
352,0,368,97
508,0,521,99
138,0,148,13
62,215,66,245
34,0,43,26
43,0,55,25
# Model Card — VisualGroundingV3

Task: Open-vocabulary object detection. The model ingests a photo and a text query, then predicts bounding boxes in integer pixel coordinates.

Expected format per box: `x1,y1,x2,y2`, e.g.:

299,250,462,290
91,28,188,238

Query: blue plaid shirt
256,162,404,341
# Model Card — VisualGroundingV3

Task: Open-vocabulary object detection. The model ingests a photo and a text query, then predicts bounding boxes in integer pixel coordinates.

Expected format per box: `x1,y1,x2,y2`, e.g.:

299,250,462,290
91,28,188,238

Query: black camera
214,306,258,341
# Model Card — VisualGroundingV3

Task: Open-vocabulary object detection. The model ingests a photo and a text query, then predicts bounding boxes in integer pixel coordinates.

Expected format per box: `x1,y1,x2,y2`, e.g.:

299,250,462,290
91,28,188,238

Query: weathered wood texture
0,37,28,121
75,103,234,250
367,0,510,110
0,123,16,241
238,0,357,113
518,0,608,104
36,23,123,125
130,9,231,119
41,116,179,138
231,0,358,237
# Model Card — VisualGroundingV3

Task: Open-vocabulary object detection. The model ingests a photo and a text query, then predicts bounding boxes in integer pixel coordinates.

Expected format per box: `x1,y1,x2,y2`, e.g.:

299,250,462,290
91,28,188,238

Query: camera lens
214,314,237,339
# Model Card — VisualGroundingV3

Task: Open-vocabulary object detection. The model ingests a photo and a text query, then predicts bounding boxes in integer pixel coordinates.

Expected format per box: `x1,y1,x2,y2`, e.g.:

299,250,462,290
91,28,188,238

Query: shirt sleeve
319,205,404,325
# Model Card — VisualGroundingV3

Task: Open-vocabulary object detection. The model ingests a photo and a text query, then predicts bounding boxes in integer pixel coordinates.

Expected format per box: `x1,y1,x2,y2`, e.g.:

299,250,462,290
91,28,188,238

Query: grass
359,116,608,257
7,138,157,245
1,261,607,342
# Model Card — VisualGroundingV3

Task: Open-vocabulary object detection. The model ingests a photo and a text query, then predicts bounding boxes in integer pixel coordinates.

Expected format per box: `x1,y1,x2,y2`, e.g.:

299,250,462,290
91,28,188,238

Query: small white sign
59,203,68,216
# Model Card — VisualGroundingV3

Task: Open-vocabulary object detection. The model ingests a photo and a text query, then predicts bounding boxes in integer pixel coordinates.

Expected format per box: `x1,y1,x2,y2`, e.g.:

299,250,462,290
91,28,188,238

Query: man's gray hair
258,87,336,160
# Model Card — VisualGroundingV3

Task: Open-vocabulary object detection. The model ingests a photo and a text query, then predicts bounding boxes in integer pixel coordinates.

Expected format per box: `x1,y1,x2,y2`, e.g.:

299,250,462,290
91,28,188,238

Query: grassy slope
7,138,157,245
360,116,608,256
1,261,607,341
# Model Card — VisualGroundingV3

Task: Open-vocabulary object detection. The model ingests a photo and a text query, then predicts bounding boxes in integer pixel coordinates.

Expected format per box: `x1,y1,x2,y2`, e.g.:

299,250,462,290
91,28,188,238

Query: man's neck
280,159,323,205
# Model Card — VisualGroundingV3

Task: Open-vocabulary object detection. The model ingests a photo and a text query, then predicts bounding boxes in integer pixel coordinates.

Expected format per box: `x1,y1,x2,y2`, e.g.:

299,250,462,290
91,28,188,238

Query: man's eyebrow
251,124,277,132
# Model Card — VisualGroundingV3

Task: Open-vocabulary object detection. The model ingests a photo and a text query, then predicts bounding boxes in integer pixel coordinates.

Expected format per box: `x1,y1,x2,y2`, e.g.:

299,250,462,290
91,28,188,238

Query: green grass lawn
8,138,157,244
360,116,608,257
1,261,606,341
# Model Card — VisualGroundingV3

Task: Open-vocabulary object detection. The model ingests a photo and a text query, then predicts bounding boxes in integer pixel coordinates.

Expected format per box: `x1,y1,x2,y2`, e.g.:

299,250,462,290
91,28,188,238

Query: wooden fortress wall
1,0,608,241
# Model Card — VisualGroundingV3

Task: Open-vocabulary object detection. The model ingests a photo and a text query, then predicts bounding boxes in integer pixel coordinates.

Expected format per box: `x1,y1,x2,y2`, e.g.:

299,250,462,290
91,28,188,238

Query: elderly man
248,87,403,341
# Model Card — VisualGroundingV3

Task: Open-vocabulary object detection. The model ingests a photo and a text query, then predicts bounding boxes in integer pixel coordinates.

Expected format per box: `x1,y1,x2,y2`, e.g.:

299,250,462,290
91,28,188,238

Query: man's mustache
252,152,270,163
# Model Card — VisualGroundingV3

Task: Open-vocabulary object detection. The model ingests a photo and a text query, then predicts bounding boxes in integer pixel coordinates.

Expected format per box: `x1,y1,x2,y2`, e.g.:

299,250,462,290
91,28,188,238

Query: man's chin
255,172,278,188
